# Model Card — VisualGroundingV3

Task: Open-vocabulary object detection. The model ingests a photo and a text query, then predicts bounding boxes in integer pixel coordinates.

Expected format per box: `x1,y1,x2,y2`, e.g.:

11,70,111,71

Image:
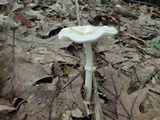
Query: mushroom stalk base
84,70,93,101
84,42,95,101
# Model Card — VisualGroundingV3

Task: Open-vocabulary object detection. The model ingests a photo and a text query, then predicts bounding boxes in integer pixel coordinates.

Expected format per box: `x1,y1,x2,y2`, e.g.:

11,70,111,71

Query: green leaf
148,39,160,48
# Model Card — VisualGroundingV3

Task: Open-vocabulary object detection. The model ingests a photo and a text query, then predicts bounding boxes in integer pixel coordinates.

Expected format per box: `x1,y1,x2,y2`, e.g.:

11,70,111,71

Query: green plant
148,39,160,48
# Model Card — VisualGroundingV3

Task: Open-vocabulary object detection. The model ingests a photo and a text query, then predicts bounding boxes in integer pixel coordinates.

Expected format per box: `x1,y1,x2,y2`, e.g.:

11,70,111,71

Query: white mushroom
58,25,118,101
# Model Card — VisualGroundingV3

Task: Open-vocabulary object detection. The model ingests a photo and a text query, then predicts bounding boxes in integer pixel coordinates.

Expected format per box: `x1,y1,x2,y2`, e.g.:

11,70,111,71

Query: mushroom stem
84,42,95,101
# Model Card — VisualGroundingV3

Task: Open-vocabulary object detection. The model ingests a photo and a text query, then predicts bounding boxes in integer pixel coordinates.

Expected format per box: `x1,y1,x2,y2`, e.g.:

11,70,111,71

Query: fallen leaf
0,98,16,114
62,108,83,120
117,88,160,120
12,12,36,28
51,68,87,119
97,64,131,119
30,47,79,64
12,86,58,120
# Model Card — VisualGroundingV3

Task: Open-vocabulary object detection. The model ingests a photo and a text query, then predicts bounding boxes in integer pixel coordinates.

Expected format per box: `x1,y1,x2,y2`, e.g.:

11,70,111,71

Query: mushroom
58,25,118,101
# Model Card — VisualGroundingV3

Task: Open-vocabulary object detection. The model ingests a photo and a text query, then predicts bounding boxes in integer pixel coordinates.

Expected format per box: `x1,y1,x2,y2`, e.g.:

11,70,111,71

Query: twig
10,26,17,67
10,26,17,94
92,44,109,64
103,107,129,119
140,66,159,89
48,74,80,120
134,45,160,58
152,64,160,72
93,75,105,120
110,74,133,120
125,0,160,9
130,90,145,119
60,73,80,90
113,6,139,19
75,0,81,25
95,6,139,19
125,32,148,45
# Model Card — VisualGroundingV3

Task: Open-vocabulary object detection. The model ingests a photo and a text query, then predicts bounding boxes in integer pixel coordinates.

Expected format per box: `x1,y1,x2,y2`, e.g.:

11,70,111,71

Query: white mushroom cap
58,25,118,43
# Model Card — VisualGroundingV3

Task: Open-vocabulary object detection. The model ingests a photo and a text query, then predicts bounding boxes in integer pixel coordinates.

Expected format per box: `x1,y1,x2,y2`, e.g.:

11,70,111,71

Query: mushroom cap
58,25,118,43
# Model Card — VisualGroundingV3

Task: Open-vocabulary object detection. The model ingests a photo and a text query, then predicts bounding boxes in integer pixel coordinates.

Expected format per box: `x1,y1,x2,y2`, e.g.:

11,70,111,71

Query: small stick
152,64,160,72
140,67,159,89
75,0,81,25
126,0,160,9
125,32,148,45
10,26,18,65
61,73,80,90
93,75,104,120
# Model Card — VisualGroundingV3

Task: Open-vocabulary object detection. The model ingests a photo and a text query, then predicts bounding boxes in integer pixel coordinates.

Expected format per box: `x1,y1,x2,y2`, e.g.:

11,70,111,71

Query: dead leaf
147,86,160,111
51,62,63,77
14,45,50,88
62,108,83,120
97,64,131,119
25,10,45,20
135,59,157,83
64,65,79,77
0,98,15,114
0,45,14,96
13,66,86,120
12,86,58,120
104,52,129,64
117,88,160,120
96,38,119,52
12,12,36,28
30,47,79,64
0,105,15,114
51,68,87,119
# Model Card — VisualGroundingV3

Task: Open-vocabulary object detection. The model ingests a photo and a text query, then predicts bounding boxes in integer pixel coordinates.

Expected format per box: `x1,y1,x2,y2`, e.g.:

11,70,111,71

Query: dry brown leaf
0,105,15,113
62,108,83,120
51,67,87,119
12,86,58,120
98,64,131,119
104,52,129,64
25,10,45,20
0,98,15,114
13,65,85,120
117,88,160,120
63,65,79,77
30,47,79,64
12,12,36,28
104,50,141,65
135,58,159,84
96,38,120,52
147,86,160,111
13,44,51,91
99,65,160,120
51,62,64,77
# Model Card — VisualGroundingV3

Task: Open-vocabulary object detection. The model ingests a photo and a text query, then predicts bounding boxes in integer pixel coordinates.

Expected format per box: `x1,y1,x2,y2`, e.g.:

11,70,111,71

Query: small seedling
148,39,160,48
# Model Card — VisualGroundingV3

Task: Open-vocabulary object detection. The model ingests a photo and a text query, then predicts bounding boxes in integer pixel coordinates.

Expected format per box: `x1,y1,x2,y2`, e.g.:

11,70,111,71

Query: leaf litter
0,0,160,120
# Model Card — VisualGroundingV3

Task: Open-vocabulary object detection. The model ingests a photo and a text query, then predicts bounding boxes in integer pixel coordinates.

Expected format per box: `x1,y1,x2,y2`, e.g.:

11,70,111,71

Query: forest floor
0,0,160,120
